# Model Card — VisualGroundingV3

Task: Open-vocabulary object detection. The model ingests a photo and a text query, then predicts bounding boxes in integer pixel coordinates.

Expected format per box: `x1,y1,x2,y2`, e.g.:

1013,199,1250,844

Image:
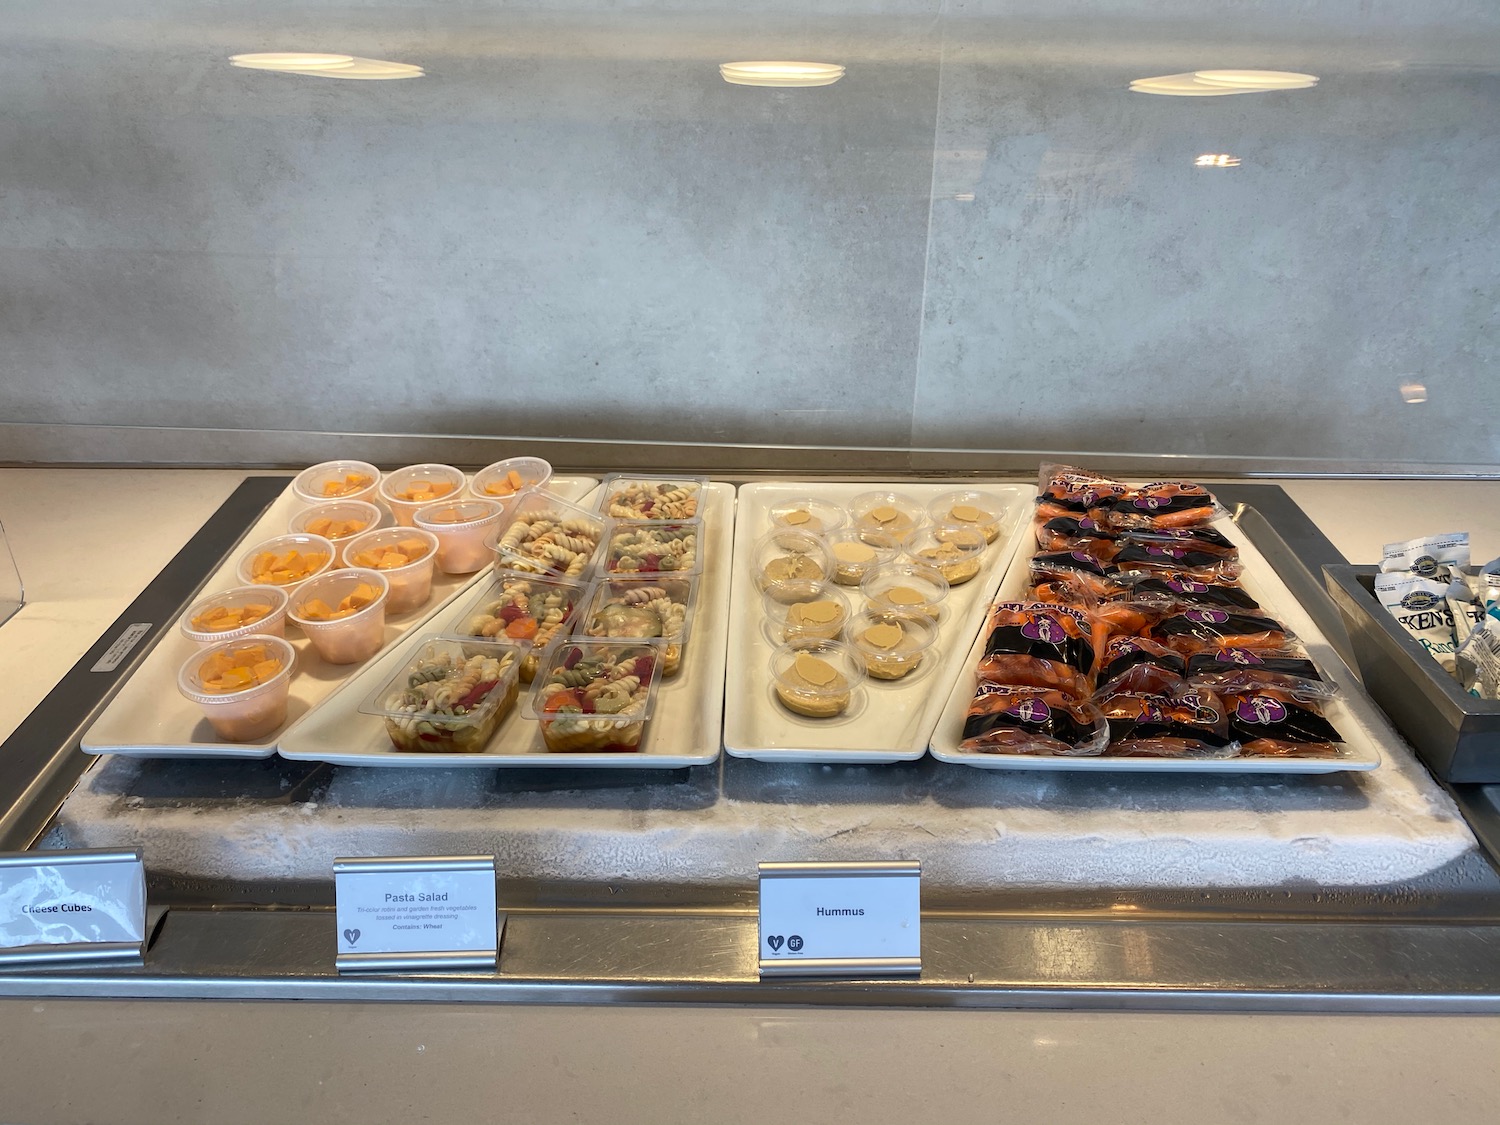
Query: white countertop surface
3,468,1500,1125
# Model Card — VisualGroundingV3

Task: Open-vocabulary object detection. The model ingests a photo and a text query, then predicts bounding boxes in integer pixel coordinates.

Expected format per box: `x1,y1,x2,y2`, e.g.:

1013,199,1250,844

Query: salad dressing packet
1374,572,1459,672
1379,532,1470,582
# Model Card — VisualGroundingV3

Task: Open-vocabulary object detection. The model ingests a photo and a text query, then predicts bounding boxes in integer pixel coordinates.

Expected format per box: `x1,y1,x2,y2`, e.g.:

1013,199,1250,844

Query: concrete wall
2,1,1497,470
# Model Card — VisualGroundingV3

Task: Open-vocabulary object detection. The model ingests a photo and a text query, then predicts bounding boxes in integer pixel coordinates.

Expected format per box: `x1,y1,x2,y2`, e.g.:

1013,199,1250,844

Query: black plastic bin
1324,563,1500,783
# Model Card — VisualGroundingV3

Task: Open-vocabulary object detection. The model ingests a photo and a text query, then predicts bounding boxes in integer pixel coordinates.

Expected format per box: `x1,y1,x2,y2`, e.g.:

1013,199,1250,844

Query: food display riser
8,476,1500,1012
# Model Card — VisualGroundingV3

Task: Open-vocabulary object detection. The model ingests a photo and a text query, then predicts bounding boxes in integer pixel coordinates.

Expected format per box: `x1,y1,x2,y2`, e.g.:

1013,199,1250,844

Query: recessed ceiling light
719,61,845,88
1130,70,1318,96
230,52,424,80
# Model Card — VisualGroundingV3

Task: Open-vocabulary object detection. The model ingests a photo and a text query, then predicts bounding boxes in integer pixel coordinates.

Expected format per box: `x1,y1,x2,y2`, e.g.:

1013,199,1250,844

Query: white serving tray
928,509,1384,773
724,482,1032,764
80,475,598,759
277,482,734,768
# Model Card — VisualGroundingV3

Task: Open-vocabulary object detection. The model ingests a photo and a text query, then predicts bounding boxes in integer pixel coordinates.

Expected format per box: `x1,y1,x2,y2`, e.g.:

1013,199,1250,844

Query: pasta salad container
452,570,590,682
597,474,709,520
602,517,705,576
525,637,668,753
578,574,700,677
359,635,526,754
486,490,605,580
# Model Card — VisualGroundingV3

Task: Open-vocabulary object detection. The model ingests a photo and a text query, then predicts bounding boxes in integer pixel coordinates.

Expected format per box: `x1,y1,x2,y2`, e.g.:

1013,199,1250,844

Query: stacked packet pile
1374,533,1500,699
956,463,1347,759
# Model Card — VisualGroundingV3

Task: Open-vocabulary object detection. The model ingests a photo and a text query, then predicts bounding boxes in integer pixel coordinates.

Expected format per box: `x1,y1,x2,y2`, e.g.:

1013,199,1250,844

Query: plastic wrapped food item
604,519,702,575
582,575,696,677
861,563,949,621
846,609,937,681
363,637,522,753
292,460,381,506
927,490,1007,543
977,602,1095,698
1090,601,1167,652
236,533,336,592
1185,646,1335,697
1097,685,1237,758
1220,685,1345,757
754,529,834,603
601,475,706,520
378,463,466,527
489,492,605,579
848,490,926,545
458,572,587,681
176,636,296,742
1095,636,1187,697
768,497,847,538
769,640,866,718
1155,608,1293,654
1121,524,1239,557
1379,532,1469,582
1035,463,1128,523
959,683,1108,756
1374,572,1459,673
1106,480,1220,530
1029,550,1127,600
528,639,665,752
473,456,551,499
1127,571,1260,611
1036,514,1117,553
1113,539,1243,581
902,524,988,585
181,586,289,646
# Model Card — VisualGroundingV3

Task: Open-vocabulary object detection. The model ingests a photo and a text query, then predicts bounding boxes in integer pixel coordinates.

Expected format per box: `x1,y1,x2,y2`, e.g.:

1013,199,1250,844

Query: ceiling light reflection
1195,154,1241,167
1400,382,1428,404
230,53,424,80
1130,70,1319,97
719,61,845,88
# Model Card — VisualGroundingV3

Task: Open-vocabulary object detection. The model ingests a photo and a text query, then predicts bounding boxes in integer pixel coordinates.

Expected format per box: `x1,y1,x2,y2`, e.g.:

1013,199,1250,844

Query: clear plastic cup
179,585,289,646
752,529,834,604
822,527,900,586
235,533,337,594
860,562,950,622
761,582,851,643
846,608,939,681
414,498,509,575
287,499,383,565
379,463,466,526
767,497,847,538
769,638,865,720
902,524,989,585
176,634,296,742
286,568,389,665
473,456,553,500
291,460,382,507
341,527,439,614
848,490,927,545
926,489,1008,544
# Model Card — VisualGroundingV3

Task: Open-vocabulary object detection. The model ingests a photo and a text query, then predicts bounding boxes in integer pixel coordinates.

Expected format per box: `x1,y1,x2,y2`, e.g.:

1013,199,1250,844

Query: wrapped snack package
978,602,1095,699
1036,514,1117,554
1029,550,1127,601
1185,646,1336,698
1097,685,1237,759
1106,480,1220,531
1374,572,1459,673
1154,608,1293,655
366,638,523,754
1380,532,1469,582
1127,571,1260,611
1095,636,1187,697
1220,685,1345,758
1035,463,1128,523
1112,539,1242,582
1457,617,1500,699
1120,524,1239,556
960,683,1108,756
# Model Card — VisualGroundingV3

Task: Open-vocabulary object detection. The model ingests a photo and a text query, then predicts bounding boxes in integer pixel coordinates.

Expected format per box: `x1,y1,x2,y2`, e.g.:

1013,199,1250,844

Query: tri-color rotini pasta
375,639,520,753
532,640,663,752
603,477,703,520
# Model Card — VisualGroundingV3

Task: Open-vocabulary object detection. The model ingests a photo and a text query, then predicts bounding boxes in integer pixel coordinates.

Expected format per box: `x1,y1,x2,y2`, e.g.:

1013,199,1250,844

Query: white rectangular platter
724,482,1033,764
80,475,598,759
277,481,733,768
929,507,1384,773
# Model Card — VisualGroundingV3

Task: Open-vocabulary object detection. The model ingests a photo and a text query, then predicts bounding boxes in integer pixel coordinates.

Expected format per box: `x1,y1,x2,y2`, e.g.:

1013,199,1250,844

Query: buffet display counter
4,465,1500,1124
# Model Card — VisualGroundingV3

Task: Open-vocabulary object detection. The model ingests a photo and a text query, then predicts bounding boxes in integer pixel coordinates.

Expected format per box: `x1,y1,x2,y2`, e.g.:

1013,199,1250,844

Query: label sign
0,850,147,966
90,623,153,673
758,861,921,977
334,855,498,972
